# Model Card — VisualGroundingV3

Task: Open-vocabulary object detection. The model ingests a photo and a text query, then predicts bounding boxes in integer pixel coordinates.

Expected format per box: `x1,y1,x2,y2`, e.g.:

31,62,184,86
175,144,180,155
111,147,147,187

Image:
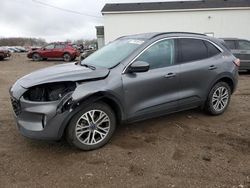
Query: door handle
164,72,176,78
208,65,217,70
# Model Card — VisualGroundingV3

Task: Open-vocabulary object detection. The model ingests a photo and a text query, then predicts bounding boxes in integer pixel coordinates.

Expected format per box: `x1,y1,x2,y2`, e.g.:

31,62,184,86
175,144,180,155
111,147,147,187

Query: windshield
81,38,145,68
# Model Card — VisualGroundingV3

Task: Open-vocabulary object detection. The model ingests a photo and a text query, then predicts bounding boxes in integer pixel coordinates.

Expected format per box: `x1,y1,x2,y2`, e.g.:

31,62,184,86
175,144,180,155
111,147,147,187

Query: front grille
10,97,21,116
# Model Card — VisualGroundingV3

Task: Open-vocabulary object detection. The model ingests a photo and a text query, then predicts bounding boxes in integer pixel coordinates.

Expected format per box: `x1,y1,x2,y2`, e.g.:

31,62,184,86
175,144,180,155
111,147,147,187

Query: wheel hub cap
75,110,110,145
212,86,229,112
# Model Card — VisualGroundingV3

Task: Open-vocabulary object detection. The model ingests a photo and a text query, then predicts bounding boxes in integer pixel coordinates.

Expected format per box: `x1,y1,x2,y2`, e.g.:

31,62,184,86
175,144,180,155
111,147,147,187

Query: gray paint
9,32,238,140
17,62,109,88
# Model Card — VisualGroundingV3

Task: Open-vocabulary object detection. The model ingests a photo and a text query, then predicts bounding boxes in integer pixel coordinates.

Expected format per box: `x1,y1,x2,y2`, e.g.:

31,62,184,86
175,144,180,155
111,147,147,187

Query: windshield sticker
129,40,144,45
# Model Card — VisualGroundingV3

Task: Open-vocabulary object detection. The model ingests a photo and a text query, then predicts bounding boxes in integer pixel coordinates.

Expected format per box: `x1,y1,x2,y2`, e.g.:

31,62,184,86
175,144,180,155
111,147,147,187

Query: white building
101,0,250,44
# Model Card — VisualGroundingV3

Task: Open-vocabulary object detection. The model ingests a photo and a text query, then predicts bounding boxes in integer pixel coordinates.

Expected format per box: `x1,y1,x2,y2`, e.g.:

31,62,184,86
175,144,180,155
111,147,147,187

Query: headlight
23,82,76,102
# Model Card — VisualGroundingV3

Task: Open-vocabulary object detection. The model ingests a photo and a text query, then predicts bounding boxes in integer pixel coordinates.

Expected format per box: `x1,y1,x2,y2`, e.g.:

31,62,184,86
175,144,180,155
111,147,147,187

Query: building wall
103,9,250,44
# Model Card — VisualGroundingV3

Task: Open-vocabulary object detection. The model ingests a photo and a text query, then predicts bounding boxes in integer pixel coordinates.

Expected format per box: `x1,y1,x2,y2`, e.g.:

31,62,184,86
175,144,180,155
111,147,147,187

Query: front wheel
32,53,41,61
205,82,231,115
63,53,71,62
66,102,116,150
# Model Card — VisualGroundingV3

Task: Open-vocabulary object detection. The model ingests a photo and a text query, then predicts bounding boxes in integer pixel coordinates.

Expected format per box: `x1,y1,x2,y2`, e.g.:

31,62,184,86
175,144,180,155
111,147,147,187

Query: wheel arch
58,91,124,139
63,52,71,56
208,73,236,95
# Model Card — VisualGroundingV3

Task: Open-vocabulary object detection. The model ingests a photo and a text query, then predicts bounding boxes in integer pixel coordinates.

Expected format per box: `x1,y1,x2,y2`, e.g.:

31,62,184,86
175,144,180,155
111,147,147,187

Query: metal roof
102,0,250,13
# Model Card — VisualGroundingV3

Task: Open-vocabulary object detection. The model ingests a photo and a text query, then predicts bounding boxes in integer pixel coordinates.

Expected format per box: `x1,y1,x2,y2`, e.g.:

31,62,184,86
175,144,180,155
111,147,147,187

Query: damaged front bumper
9,83,73,140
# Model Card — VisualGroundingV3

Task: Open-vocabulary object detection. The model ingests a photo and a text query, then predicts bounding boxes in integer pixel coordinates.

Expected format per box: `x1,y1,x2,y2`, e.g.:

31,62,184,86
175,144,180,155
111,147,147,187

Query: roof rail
152,32,206,38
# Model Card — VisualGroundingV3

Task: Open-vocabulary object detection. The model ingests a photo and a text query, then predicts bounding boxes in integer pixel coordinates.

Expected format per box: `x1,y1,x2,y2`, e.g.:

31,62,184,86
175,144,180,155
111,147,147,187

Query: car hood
17,63,110,88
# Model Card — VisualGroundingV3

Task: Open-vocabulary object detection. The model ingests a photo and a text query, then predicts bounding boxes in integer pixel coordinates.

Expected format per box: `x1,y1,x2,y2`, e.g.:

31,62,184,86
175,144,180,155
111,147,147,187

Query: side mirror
80,54,85,61
127,61,150,73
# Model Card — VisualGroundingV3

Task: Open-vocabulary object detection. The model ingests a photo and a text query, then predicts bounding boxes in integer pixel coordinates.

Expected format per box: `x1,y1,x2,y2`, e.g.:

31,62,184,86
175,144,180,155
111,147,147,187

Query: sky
0,0,193,42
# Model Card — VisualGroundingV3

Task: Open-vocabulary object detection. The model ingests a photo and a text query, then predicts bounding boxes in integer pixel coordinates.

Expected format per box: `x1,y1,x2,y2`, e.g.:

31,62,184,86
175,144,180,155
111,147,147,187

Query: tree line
0,37,97,47
0,37,47,47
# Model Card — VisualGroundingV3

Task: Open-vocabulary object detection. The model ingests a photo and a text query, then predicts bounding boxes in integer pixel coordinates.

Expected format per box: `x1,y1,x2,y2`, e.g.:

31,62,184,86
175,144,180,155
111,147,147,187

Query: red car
27,42,80,62
0,47,11,60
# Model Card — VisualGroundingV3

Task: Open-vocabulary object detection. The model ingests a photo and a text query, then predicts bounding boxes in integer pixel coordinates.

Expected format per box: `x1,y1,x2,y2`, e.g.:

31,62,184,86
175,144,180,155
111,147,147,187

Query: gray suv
223,38,250,71
10,32,239,150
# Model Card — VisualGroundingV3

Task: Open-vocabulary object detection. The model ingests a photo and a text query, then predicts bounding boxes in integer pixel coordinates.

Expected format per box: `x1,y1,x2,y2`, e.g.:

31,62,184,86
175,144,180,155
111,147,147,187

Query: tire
66,102,116,151
63,53,71,62
205,82,231,115
32,53,41,61
42,58,47,61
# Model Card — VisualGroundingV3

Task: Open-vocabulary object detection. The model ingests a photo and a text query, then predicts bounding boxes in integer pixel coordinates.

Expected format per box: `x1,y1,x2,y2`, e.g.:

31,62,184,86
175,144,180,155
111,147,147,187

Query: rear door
53,44,65,58
237,40,250,70
177,38,223,109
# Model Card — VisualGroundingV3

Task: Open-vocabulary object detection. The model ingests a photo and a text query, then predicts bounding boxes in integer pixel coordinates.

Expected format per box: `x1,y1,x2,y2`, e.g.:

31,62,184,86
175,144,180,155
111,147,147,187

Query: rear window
178,38,208,63
224,40,236,49
204,41,221,57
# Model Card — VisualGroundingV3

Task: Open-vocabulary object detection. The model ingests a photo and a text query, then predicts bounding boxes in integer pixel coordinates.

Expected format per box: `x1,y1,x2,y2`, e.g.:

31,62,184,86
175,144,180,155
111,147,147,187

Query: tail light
233,58,240,67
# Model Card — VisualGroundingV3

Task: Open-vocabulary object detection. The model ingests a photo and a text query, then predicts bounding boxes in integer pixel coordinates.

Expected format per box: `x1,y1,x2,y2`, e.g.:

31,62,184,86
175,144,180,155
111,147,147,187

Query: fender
206,71,236,96
57,81,125,139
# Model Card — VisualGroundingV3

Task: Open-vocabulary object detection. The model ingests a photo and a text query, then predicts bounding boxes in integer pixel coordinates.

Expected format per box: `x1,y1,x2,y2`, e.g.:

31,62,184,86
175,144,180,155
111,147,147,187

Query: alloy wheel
75,110,110,145
212,86,229,112
63,54,71,62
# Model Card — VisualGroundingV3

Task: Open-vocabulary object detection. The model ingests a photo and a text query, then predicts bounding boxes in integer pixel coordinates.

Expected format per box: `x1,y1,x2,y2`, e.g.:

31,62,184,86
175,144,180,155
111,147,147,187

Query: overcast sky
0,0,192,42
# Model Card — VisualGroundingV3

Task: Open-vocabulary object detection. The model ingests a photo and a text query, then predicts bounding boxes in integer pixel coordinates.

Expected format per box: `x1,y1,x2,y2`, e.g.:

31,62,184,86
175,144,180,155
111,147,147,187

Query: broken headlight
23,82,76,102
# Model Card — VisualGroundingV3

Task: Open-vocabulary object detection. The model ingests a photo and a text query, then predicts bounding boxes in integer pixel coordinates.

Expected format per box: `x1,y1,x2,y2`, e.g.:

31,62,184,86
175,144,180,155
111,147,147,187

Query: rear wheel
66,102,116,150
205,82,231,115
32,53,41,61
63,53,71,62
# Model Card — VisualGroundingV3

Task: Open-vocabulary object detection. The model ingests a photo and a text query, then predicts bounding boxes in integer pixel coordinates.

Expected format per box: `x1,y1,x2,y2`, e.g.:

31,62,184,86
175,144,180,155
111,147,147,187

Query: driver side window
136,39,175,70
45,44,54,50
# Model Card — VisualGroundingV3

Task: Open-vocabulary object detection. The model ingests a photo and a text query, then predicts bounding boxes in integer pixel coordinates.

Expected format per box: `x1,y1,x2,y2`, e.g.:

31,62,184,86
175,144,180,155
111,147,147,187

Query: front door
42,44,55,58
122,39,180,120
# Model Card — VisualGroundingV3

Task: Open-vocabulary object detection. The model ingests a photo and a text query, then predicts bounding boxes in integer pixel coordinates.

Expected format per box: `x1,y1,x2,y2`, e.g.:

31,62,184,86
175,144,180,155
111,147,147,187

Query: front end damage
9,62,110,140
9,81,78,140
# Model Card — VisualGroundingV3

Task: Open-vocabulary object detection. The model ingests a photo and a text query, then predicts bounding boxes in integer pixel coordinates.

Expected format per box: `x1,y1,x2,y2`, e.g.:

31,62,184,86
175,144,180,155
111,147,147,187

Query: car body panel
0,48,11,60
27,42,80,60
122,65,180,119
16,63,110,88
223,38,250,70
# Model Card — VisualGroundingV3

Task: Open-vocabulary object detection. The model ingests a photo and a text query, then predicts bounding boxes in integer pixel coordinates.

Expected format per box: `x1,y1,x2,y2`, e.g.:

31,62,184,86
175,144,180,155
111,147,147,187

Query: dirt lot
0,53,250,188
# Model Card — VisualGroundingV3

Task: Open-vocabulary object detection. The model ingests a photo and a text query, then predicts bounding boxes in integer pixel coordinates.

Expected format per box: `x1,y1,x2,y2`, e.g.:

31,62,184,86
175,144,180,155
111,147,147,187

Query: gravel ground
0,53,250,188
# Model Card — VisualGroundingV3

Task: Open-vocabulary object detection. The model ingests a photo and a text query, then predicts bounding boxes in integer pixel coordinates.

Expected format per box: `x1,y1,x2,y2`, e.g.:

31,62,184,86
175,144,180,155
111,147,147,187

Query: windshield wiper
81,63,96,70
